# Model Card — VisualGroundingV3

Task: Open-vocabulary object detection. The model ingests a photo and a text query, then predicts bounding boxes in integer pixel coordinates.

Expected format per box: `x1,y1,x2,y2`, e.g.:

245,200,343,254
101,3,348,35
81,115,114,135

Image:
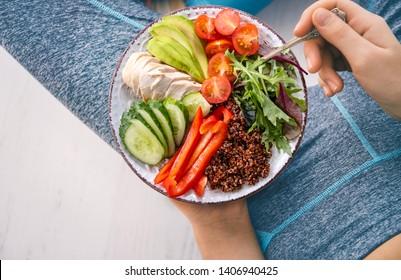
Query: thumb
312,8,368,59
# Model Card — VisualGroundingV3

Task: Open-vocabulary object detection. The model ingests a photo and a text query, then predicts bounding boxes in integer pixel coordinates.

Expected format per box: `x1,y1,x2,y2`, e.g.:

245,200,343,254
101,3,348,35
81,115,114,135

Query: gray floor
0,0,317,259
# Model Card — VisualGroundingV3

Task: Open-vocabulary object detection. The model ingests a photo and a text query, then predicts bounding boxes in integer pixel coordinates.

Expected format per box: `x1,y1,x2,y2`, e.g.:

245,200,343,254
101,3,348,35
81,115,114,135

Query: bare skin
365,233,401,259
294,0,401,120
172,0,401,260
172,199,264,259
295,0,401,259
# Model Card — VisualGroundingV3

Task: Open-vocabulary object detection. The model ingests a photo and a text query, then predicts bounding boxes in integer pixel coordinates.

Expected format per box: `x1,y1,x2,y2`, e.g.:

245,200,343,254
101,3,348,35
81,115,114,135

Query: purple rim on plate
108,5,308,204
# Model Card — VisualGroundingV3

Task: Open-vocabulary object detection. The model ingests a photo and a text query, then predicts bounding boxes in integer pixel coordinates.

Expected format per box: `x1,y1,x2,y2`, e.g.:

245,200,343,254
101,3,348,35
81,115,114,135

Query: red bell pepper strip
168,121,228,198
213,106,233,124
165,107,203,183
185,129,214,173
200,115,218,134
193,175,208,197
154,147,181,185
161,175,177,193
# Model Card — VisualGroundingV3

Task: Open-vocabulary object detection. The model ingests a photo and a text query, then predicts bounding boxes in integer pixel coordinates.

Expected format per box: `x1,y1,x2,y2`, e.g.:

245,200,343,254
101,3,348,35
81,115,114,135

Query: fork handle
302,8,347,41
261,8,347,60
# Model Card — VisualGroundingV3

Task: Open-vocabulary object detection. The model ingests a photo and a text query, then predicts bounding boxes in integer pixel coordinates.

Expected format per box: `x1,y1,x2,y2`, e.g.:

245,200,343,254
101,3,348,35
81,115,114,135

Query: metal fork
261,8,347,60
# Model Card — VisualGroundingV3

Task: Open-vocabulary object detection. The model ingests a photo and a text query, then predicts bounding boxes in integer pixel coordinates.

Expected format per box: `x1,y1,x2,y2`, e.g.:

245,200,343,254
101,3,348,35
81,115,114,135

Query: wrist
191,207,264,259
189,200,250,230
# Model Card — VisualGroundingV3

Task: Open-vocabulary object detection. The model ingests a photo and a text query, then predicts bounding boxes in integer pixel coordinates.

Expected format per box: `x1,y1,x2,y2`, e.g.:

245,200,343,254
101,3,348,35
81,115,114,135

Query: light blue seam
85,0,145,30
331,96,378,159
328,0,378,160
257,147,401,253
258,0,381,253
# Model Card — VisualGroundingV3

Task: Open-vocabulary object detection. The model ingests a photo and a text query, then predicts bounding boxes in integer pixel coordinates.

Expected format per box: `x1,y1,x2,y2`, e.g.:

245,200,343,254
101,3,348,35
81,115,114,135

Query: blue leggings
248,0,401,259
1,0,400,259
1,0,159,147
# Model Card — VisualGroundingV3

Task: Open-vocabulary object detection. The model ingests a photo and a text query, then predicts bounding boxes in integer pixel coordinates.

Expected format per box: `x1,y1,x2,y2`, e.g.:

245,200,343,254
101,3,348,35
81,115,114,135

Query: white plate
108,6,307,204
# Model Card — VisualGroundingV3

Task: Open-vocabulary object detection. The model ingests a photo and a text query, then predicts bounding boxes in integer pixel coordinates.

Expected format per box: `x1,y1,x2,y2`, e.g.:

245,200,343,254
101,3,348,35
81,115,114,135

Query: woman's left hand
171,198,264,259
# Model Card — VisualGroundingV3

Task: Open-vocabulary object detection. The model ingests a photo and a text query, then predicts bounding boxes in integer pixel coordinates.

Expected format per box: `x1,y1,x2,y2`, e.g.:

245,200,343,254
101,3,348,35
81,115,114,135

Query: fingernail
314,8,333,26
306,56,313,71
326,80,338,93
322,84,331,96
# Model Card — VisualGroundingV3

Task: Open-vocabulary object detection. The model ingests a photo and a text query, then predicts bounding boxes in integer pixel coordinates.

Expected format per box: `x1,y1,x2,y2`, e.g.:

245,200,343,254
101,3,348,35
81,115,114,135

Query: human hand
294,0,401,120
171,198,264,259
171,198,248,228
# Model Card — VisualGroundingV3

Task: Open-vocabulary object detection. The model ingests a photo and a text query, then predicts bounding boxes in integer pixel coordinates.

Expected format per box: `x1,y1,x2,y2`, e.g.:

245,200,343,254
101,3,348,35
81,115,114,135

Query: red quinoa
205,97,271,192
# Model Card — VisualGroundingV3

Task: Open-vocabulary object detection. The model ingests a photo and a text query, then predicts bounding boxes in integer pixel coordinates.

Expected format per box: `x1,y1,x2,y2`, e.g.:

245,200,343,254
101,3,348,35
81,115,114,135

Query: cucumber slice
148,100,176,157
163,98,188,146
181,92,211,121
123,119,165,166
133,102,169,157
119,106,142,139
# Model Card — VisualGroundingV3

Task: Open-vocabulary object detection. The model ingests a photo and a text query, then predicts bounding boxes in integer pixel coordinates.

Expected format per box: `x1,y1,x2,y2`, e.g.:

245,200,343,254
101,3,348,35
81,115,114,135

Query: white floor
0,0,317,260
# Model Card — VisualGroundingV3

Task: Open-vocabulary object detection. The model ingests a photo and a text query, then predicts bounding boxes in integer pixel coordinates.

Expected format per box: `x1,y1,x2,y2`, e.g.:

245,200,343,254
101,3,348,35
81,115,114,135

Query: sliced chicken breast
122,51,202,101
165,80,202,100
122,52,150,97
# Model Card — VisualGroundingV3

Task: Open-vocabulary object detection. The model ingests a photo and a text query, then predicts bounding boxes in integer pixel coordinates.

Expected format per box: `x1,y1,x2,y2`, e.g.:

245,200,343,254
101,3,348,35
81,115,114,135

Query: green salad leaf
226,50,305,155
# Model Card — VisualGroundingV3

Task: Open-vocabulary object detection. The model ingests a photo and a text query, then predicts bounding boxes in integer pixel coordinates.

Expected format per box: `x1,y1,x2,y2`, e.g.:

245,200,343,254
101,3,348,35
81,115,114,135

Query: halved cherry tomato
201,76,232,104
232,23,260,56
205,39,234,58
208,52,236,83
215,8,241,36
194,14,221,41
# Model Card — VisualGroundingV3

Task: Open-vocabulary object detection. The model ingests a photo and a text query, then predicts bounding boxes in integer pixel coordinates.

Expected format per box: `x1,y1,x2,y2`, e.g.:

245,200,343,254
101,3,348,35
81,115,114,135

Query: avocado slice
150,22,205,82
146,36,203,82
150,22,193,56
162,15,209,80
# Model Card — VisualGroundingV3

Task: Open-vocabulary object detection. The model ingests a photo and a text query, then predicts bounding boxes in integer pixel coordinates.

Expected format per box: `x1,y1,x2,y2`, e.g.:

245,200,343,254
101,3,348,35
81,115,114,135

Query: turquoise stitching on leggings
258,147,401,252
85,0,145,30
259,0,382,253
331,96,378,159
329,0,377,157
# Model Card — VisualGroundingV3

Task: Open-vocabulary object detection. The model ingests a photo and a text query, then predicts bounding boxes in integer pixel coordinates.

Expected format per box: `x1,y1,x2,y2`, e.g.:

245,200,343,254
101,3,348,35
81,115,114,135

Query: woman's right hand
294,0,401,120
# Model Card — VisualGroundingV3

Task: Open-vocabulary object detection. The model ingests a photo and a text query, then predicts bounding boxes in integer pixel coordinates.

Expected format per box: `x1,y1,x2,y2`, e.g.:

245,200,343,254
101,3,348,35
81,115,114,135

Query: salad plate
109,6,308,204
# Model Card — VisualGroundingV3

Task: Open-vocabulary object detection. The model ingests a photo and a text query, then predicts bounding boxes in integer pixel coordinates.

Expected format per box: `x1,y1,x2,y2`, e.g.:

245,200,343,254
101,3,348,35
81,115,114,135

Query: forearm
364,233,401,259
192,211,264,260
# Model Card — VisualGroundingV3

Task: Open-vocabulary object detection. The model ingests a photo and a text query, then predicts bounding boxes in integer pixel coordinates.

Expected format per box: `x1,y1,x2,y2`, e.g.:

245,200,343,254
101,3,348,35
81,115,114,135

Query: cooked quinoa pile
205,97,271,192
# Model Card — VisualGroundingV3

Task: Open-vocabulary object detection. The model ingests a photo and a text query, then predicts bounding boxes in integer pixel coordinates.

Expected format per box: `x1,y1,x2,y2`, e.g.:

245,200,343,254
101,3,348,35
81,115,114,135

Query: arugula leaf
226,50,304,155
262,127,292,155
261,93,296,127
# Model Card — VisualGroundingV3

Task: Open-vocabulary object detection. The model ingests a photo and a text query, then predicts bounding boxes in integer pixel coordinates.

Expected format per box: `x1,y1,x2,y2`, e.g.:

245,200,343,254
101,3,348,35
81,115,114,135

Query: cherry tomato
205,39,234,58
201,76,232,104
208,52,236,83
215,8,241,36
232,23,260,56
194,14,221,41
